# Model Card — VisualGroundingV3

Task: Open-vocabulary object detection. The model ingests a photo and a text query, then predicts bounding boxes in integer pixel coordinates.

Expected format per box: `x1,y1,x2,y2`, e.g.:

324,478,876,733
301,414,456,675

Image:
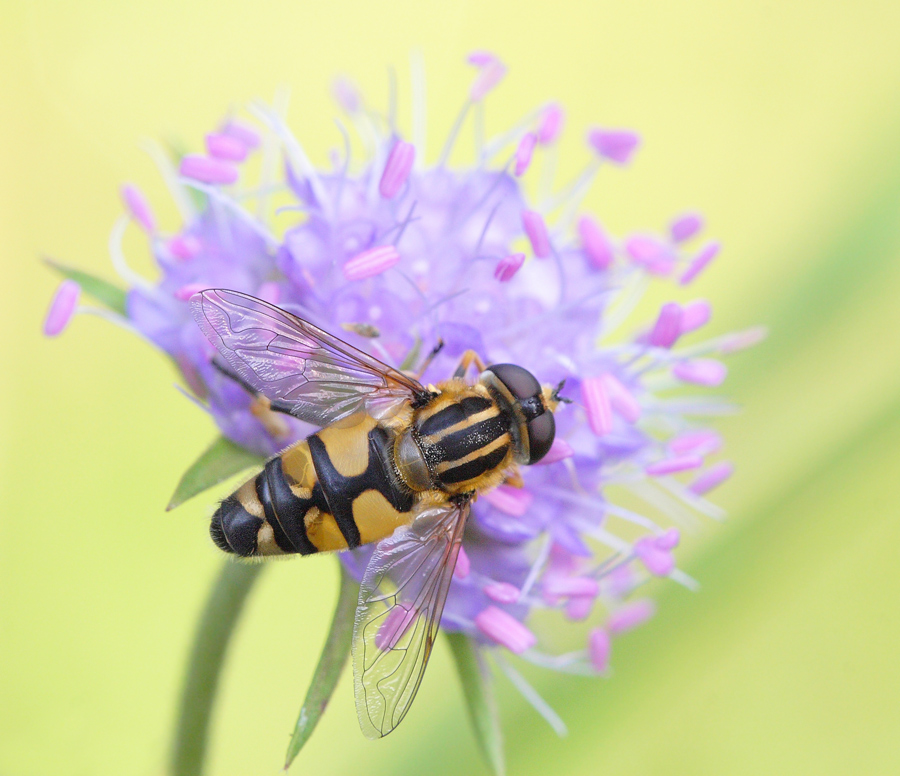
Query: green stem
447,632,505,776
284,565,358,769
169,561,264,776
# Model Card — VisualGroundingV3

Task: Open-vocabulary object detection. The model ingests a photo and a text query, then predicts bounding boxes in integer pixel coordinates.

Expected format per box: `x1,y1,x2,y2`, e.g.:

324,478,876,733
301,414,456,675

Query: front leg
452,349,488,379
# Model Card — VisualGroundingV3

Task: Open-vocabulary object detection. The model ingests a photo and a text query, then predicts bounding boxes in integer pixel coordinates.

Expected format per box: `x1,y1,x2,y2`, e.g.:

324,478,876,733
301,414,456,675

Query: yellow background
2,1,900,774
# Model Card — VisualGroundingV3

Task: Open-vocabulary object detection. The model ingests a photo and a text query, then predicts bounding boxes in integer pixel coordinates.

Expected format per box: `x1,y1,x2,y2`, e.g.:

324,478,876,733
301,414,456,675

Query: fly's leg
452,350,488,379
503,470,525,489
415,339,445,379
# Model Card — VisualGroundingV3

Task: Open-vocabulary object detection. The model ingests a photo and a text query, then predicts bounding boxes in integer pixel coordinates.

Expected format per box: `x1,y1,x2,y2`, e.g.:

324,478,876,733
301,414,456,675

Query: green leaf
284,565,358,770
399,337,422,371
447,632,506,776
44,257,128,316
169,561,264,776
167,436,264,511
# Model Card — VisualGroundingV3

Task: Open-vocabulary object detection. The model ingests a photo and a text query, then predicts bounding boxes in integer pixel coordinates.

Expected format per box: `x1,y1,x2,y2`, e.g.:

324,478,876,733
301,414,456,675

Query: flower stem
284,564,358,769
169,561,264,776
446,632,506,776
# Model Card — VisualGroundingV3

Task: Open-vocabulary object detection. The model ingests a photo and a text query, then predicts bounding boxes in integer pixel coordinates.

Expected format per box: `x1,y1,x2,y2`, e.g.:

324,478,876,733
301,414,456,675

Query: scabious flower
45,54,761,746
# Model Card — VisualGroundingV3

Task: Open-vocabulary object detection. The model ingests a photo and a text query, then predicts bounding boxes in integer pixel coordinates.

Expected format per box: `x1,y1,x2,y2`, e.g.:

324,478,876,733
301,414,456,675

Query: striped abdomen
415,392,513,491
211,415,417,557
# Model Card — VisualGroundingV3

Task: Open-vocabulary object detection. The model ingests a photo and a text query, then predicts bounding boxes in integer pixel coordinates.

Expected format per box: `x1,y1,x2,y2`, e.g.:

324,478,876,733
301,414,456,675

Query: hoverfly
190,289,564,738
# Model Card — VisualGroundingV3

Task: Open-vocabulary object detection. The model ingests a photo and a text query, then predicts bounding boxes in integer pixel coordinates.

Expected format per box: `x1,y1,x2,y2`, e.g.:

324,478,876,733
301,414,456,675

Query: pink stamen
587,128,641,165
222,120,261,149
257,282,281,305
720,326,768,354
522,210,551,258
175,283,208,302
332,77,361,113
634,537,675,577
475,606,537,654
514,132,537,176
645,455,703,476
482,485,534,517
581,376,613,436
179,155,239,185
342,245,401,282
588,628,611,672
536,103,564,145
608,599,656,634
565,595,595,621
689,461,734,495
603,566,636,598
467,50,497,67
169,234,201,261
120,183,156,233
670,212,704,243
655,528,681,551
680,299,711,334
43,279,80,337
601,374,641,423
454,546,471,579
470,59,507,102
375,605,417,651
205,133,249,162
578,216,614,270
535,438,574,466
648,303,683,348
679,240,720,285
483,582,520,604
543,576,599,598
494,252,525,282
379,140,416,199
669,430,721,456
673,359,728,387
625,235,675,275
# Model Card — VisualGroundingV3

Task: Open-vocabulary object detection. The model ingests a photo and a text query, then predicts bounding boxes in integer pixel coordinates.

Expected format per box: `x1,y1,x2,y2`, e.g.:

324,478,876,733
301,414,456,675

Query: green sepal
167,435,264,511
44,257,128,316
447,632,506,776
284,564,358,770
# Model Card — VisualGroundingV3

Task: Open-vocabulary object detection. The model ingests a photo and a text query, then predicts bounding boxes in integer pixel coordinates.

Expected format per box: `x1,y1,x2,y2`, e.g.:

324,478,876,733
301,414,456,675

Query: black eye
485,363,541,401
526,412,555,464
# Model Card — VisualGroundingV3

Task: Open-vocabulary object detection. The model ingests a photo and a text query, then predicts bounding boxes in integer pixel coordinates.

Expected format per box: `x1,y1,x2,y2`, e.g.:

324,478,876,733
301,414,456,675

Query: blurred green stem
169,561,264,776
284,565,357,769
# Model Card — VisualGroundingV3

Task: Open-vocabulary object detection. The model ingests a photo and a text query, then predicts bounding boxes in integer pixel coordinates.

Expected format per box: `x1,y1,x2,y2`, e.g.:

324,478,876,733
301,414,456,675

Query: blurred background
2,1,900,774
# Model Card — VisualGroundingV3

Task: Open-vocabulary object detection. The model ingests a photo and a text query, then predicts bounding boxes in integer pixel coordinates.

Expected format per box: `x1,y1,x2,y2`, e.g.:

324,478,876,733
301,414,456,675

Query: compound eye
485,363,541,401
526,411,556,464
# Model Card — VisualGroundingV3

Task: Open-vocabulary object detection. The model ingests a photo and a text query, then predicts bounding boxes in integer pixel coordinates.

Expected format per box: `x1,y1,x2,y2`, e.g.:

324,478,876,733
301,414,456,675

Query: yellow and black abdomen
211,415,418,558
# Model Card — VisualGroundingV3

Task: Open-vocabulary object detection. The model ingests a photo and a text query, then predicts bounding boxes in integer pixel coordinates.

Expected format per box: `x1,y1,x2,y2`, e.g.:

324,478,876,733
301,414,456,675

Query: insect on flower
191,288,568,737
44,51,762,766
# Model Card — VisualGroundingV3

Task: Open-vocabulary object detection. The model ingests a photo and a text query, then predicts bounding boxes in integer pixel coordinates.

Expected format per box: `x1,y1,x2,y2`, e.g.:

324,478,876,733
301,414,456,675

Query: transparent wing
352,500,470,739
190,289,427,426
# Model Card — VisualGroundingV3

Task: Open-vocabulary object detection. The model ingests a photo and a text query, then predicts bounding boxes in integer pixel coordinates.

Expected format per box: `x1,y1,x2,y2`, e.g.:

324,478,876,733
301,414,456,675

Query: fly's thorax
412,381,515,494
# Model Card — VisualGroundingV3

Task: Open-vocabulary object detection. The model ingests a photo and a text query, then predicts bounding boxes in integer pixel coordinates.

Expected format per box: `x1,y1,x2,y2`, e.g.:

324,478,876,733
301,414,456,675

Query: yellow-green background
2,1,900,774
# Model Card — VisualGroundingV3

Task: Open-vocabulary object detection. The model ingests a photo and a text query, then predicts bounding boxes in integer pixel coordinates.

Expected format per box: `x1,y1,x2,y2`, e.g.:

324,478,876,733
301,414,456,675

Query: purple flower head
46,56,756,733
